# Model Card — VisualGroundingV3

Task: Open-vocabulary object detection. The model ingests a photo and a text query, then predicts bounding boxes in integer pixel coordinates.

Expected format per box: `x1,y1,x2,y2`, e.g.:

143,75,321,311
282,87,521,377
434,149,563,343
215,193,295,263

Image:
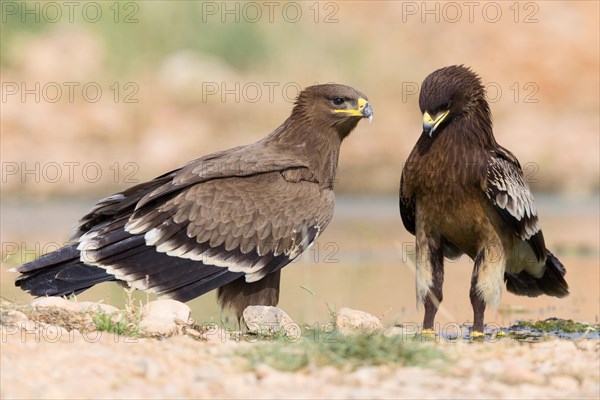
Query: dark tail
14,237,245,302
505,250,569,298
14,244,115,297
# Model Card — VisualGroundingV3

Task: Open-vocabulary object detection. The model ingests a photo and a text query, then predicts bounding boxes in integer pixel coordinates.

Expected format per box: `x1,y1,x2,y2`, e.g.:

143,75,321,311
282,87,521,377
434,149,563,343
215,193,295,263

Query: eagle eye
332,97,345,106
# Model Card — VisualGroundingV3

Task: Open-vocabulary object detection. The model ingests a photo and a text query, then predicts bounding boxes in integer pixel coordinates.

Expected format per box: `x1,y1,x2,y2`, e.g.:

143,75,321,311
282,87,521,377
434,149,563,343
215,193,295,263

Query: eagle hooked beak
423,110,449,137
335,98,374,123
359,98,374,123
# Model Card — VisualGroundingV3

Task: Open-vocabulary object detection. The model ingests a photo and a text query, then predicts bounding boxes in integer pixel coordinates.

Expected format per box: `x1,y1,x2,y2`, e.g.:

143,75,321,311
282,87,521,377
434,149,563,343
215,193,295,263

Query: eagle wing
74,168,332,301
483,147,545,261
399,171,416,235
73,142,306,238
18,143,329,302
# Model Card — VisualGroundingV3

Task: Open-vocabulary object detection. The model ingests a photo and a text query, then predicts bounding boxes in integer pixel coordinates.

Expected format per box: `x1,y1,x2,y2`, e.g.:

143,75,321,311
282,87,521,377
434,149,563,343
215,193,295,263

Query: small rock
135,357,163,380
336,307,382,335
31,297,83,313
317,366,342,382
5,321,41,340
20,321,40,334
200,323,229,343
142,300,191,323
183,327,204,340
79,302,120,315
38,323,71,341
350,366,380,386
139,315,178,336
450,357,475,377
194,366,225,382
551,375,580,391
1,310,29,324
254,363,275,380
497,361,544,385
243,306,297,336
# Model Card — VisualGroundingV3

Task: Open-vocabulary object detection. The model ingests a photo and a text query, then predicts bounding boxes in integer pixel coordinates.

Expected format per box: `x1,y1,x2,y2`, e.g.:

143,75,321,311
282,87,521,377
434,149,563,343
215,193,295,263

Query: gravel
1,319,598,399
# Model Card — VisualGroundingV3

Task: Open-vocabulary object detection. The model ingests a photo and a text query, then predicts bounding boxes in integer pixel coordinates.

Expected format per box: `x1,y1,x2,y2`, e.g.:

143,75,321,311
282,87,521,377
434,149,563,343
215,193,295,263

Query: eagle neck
449,118,495,149
268,114,342,190
460,99,497,150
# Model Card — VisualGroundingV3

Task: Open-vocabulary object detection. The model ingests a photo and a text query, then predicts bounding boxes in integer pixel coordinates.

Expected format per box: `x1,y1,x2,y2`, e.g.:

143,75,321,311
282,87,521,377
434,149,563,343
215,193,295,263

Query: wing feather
484,147,545,261
75,168,332,295
62,135,328,298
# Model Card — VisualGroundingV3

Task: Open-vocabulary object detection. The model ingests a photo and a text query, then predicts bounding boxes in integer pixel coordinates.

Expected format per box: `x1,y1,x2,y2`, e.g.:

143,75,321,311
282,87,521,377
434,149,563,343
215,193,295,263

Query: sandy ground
1,321,599,400
2,196,598,399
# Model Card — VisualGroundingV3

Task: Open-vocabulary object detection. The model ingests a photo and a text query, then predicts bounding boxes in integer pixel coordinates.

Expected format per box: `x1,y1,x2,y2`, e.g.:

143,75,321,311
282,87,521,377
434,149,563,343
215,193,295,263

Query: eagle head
419,65,490,137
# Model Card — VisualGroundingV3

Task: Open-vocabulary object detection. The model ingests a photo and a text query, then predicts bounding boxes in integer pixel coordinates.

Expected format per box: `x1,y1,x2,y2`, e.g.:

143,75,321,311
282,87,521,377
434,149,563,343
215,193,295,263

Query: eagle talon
470,330,486,339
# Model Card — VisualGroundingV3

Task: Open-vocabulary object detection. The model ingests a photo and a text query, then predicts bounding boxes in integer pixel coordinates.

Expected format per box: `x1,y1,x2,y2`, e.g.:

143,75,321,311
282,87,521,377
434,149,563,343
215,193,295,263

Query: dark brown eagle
399,66,568,334
15,83,373,320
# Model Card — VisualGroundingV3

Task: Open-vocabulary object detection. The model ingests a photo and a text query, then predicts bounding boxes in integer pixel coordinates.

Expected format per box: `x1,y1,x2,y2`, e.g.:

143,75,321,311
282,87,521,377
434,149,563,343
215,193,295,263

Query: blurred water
1,194,598,328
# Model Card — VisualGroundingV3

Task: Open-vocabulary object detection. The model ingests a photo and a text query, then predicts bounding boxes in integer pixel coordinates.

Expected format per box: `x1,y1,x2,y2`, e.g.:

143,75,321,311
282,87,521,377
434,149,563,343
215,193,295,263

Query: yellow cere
423,110,450,132
334,97,369,117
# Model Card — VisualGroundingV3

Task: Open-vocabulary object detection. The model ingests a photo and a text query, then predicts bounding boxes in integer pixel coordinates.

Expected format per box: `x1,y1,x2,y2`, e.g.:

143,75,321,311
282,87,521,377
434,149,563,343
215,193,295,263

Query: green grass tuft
92,312,140,337
515,318,598,334
239,334,443,372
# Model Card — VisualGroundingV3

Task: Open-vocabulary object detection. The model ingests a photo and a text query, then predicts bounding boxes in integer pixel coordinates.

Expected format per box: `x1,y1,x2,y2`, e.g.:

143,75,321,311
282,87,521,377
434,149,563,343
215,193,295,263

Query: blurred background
1,1,598,327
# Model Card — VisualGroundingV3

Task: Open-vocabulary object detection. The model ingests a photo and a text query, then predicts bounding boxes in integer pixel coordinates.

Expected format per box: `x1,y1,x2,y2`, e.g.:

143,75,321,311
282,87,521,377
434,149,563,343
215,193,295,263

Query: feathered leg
470,243,505,334
470,252,486,334
416,229,444,331
423,244,444,330
217,270,281,322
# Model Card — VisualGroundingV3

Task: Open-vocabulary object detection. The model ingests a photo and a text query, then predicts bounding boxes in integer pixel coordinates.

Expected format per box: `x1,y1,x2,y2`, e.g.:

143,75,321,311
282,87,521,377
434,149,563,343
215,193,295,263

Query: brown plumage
15,83,373,320
400,66,568,333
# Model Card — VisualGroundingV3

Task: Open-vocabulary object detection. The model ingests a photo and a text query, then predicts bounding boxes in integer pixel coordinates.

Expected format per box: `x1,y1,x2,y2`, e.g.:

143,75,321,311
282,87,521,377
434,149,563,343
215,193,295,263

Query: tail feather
505,250,569,298
18,244,80,273
13,235,245,302
16,258,115,297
